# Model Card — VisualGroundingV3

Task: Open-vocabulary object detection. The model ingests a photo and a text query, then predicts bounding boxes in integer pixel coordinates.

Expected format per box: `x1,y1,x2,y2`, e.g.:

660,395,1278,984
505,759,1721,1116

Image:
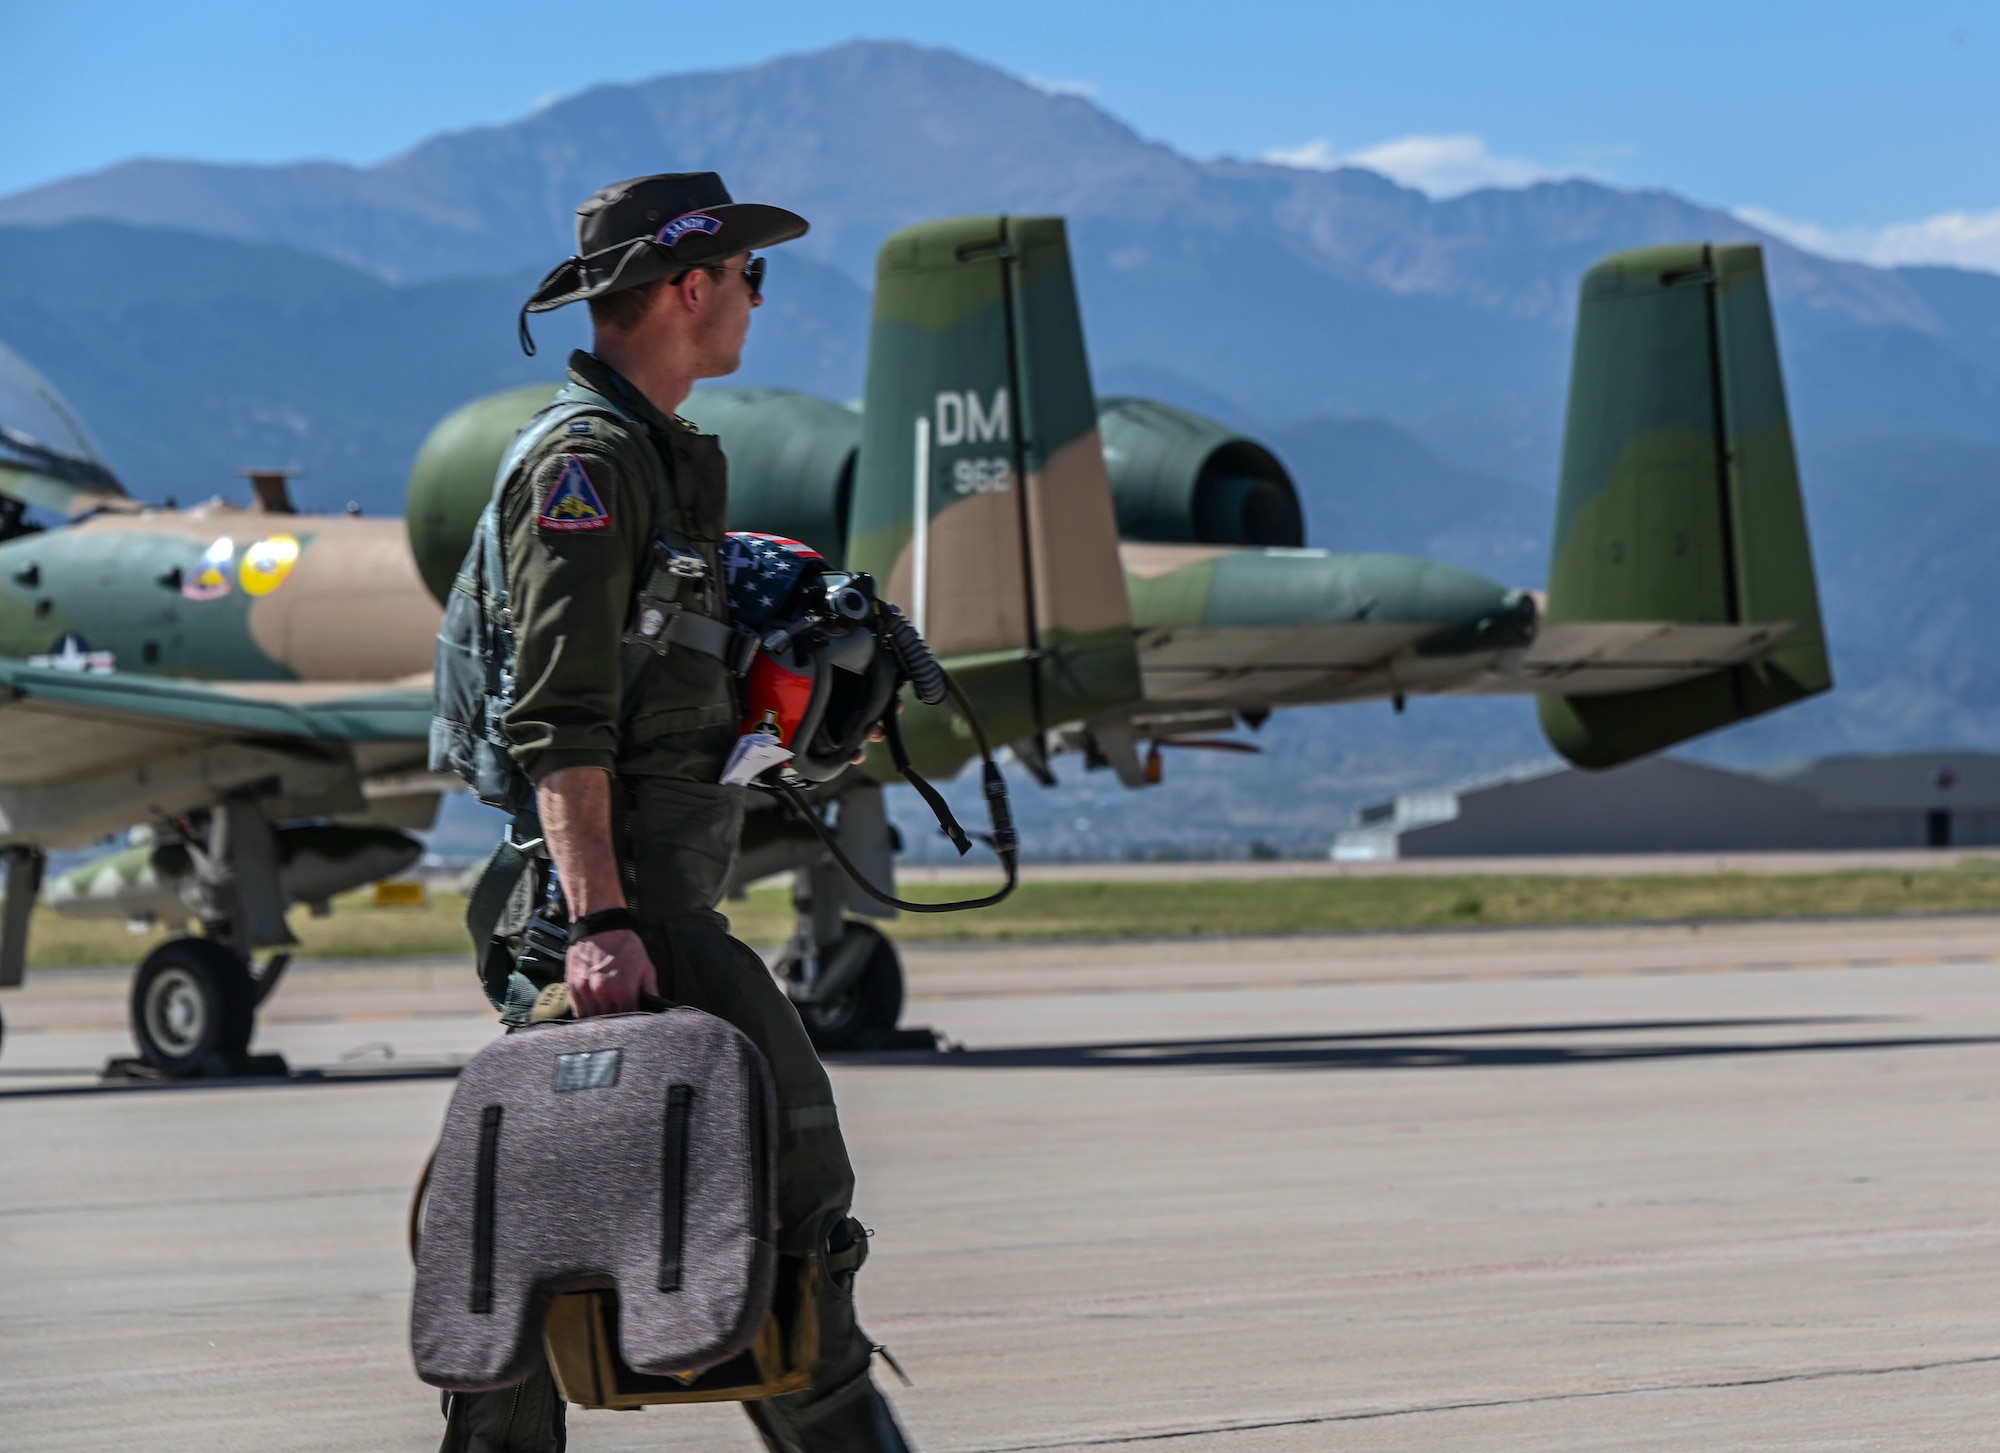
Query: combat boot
438,1365,566,1453
745,1216,913,1452
745,1365,913,1453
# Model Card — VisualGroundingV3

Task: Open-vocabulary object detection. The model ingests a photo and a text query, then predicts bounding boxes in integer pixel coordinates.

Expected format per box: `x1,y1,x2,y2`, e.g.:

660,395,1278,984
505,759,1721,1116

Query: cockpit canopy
0,339,130,528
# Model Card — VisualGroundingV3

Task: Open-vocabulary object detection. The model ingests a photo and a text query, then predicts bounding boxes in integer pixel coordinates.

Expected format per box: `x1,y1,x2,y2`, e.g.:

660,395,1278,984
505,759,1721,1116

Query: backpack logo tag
537,455,613,533
554,1049,623,1091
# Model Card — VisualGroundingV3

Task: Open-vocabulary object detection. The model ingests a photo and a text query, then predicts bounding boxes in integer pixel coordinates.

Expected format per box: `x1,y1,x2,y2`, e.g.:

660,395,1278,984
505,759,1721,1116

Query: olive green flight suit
440,351,908,1453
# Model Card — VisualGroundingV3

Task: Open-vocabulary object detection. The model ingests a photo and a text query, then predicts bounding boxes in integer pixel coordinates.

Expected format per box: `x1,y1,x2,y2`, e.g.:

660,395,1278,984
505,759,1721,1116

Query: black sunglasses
696,255,766,300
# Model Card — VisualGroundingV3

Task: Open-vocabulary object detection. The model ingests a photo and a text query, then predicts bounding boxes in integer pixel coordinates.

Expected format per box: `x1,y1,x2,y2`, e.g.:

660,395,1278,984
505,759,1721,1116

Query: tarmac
2,914,1997,1449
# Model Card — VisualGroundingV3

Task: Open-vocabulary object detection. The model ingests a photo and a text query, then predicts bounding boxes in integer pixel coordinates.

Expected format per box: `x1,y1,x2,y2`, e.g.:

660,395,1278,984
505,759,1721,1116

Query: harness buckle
654,541,709,579
625,595,681,658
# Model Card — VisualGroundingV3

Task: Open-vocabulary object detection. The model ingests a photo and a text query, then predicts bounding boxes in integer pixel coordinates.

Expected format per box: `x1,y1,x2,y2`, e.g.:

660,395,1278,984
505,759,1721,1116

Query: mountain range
2,40,1995,853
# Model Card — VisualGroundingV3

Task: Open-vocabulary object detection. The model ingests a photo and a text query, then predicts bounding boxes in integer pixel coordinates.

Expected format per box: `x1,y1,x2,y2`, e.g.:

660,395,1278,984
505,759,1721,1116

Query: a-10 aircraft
0,215,1827,1073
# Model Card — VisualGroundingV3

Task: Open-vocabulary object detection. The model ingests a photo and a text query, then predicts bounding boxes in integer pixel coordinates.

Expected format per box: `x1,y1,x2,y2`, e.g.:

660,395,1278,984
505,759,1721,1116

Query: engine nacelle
406,385,556,606
1097,397,1303,548
404,386,862,604
679,389,860,561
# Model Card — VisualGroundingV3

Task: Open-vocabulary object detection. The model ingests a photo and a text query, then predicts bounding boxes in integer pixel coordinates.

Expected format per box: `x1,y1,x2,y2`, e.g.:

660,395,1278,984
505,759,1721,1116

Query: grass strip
24,863,2000,968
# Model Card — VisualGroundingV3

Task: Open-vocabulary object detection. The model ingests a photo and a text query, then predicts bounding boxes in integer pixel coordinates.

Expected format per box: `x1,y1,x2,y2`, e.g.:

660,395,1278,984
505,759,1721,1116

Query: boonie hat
518,172,808,353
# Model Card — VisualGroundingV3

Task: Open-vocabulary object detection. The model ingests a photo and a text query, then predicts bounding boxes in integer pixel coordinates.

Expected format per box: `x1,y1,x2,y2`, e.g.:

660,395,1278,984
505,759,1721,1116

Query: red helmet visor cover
740,652,816,745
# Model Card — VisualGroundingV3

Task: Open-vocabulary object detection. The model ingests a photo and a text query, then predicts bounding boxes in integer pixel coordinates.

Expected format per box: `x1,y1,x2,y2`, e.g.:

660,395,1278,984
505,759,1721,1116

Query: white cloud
1736,205,2000,276
1262,139,1344,170
1262,134,1572,197
1025,75,1097,100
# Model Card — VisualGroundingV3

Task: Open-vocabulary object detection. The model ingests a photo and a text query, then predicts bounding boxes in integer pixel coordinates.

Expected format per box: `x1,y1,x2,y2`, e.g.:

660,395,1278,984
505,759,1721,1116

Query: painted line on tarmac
907,951,2000,1002
967,1353,2000,1450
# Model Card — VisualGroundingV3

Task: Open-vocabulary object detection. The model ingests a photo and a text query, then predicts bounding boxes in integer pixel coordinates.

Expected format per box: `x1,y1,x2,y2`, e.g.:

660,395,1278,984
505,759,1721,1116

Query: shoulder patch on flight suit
537,454,615,534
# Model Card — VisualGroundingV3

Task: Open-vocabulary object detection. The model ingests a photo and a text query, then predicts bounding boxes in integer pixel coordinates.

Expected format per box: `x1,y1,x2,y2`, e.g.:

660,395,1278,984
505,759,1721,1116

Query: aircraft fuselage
0,504,439,685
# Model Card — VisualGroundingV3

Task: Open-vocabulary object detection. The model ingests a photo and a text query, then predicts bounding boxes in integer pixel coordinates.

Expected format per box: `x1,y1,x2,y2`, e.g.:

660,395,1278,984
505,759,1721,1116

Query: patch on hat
537,455,614,533
656,212,723,246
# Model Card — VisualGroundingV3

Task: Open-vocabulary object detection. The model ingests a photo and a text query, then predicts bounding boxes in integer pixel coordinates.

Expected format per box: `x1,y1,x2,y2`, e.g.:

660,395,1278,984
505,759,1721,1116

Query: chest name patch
537,455,613,533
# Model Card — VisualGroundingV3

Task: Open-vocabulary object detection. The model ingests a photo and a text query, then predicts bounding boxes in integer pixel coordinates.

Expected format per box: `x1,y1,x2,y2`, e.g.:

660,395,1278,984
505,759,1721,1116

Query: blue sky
8,0,1999,268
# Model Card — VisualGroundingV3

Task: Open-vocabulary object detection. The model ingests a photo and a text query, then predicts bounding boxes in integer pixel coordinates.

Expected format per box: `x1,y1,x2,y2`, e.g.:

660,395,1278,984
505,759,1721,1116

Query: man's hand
538,767,653,1015
850,715,893,764
565,928,657,1016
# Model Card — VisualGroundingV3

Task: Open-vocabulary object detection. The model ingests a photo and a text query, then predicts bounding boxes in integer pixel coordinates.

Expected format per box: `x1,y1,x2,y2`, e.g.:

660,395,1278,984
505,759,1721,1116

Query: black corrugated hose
765,662,1018,914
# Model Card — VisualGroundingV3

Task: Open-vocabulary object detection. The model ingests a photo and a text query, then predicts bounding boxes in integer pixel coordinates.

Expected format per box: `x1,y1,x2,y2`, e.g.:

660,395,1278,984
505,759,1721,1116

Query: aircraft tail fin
1538,243,1830,768
848,216,1141,750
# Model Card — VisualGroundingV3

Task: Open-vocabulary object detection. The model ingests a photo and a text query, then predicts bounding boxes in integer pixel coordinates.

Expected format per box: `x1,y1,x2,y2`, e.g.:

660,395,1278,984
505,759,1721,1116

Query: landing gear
129,937,256,1076
779,921,904,1052
116,796,299,1078
0,847,42,1067
735,776,933,1052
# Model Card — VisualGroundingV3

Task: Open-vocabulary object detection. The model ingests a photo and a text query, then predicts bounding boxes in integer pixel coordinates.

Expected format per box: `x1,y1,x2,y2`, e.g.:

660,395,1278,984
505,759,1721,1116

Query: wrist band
568,907,643,944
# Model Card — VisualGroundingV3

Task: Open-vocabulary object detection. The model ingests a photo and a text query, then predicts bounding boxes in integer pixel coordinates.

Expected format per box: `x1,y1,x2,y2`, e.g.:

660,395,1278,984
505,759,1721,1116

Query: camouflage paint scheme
1538,244,1829,766
0,503,438,683
0,219,1829,862
845,215,1140,761
0,214,1833,1071
1118,544,1534,709
0,483,438,854
1096,397,1301,548
399,223,1827,786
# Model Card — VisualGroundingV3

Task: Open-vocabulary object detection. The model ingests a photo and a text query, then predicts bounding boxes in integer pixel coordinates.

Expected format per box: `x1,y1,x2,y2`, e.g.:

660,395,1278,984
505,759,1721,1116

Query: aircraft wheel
792,922,903,1052
130,937,256,1076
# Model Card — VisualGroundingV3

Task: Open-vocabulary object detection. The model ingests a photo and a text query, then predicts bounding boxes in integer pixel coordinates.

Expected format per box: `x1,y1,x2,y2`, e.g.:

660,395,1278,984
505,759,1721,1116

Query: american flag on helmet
722,533,825,626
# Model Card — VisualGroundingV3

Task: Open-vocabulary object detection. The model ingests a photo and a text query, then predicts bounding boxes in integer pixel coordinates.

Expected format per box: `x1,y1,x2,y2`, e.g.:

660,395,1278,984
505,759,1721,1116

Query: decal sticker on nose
29,632,115,674
181,537,235,601
240,534,301,597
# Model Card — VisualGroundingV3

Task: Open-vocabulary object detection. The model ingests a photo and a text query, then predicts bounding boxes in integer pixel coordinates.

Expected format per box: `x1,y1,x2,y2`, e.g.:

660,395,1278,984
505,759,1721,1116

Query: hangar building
1333,752,2000,860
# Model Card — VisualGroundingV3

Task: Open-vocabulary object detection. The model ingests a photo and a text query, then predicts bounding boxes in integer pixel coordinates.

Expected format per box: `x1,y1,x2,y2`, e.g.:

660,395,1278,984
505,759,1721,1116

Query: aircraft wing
0,659,432,849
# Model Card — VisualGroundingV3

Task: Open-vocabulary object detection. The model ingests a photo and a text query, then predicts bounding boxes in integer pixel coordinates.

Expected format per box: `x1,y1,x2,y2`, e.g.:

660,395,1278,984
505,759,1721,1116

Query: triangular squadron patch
537,455,613,533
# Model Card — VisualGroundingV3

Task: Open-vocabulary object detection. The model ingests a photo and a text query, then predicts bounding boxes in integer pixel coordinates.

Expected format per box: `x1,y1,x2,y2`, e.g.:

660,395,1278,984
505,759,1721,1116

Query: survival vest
429,382,757,817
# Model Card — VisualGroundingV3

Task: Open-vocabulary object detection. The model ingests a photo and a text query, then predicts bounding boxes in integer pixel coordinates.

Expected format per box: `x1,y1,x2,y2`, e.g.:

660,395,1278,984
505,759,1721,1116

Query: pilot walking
439,172,912,1453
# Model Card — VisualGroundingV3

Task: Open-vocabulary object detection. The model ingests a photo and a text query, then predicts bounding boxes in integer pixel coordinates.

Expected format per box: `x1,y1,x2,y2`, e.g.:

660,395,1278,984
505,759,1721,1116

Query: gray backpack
428,386,624,816
410,1006,779,1392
